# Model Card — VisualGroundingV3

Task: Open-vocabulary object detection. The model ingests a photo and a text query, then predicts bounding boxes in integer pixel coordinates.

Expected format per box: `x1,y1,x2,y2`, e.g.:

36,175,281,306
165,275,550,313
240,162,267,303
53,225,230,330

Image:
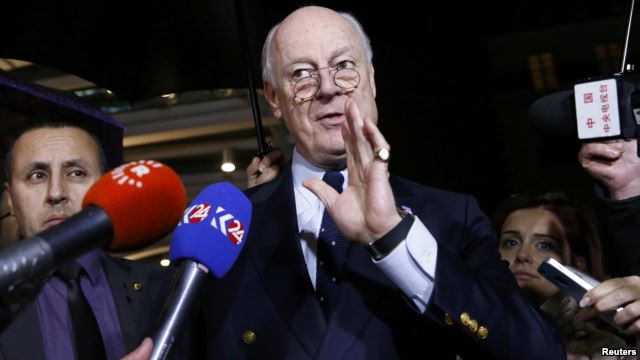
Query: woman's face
498,208,569,303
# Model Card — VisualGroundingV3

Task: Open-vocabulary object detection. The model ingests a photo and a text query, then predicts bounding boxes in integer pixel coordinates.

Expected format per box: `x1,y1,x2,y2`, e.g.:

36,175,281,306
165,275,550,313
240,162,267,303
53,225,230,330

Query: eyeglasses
292,63,361,102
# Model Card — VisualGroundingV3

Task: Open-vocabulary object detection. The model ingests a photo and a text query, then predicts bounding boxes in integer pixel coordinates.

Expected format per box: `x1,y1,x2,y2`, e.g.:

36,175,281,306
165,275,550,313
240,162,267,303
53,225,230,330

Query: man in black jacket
0,75,166,360
579,139,640,336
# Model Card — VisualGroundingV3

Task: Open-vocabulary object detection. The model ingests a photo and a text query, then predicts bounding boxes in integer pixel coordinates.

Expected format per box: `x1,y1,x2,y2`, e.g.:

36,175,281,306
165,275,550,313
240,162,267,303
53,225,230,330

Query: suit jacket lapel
102,254,141,352
0,302,45,360
247,168,327,358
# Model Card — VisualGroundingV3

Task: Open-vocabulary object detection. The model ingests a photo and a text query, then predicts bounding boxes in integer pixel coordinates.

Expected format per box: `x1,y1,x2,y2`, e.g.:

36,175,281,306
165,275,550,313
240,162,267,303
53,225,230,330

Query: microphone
0,159,187,296
530,76,640,142
150,182,252,360
528,90,576,138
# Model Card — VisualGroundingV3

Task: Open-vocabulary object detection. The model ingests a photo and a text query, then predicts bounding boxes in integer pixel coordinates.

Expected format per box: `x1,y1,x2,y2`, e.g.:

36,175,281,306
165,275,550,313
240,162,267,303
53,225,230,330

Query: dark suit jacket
595,186,640,276
189,169,564,359
0,252,171,360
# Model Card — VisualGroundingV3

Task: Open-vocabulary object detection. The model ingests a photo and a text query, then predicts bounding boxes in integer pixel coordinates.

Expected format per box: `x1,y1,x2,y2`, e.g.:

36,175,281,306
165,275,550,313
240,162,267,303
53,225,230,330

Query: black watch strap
367,213,415,261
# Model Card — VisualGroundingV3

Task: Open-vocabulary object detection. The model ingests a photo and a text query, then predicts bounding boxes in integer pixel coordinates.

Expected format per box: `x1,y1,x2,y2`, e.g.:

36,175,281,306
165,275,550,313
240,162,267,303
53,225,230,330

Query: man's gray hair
261,11,373,86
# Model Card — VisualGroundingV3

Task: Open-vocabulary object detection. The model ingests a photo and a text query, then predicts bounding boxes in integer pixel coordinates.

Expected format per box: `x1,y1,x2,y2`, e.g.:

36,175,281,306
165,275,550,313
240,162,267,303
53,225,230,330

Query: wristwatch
367,208,415,261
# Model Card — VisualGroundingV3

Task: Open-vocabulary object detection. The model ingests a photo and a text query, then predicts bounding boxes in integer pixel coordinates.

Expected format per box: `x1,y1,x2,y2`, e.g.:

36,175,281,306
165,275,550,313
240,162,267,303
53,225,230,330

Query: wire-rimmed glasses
292,64,361,102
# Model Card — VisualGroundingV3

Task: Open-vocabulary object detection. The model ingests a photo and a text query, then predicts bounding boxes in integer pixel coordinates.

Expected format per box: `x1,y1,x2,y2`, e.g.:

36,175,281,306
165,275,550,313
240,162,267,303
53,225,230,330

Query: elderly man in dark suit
188,6,565,359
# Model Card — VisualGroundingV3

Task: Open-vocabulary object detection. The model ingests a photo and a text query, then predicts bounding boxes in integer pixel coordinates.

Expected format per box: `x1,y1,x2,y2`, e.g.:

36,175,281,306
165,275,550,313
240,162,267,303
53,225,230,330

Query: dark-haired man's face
4,127,102,238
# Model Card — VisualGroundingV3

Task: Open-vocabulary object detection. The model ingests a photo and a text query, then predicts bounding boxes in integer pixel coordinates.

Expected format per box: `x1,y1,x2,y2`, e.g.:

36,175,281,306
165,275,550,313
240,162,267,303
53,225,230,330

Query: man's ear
264,81,282,118
3,183,13,215
369,66,376,98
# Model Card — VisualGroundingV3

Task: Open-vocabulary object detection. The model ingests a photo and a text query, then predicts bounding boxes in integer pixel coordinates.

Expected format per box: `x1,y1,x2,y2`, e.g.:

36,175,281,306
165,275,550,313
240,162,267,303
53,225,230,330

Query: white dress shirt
291,148,438,313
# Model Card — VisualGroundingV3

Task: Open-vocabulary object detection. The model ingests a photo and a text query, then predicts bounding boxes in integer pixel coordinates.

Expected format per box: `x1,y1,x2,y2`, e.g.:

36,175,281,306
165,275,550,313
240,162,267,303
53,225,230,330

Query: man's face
265,7,378,168
4,127,102,238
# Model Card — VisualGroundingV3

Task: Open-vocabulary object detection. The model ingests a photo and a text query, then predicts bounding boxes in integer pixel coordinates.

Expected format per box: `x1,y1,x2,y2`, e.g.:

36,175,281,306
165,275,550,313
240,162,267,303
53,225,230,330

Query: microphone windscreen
82,160,187,251
529,90,577,137
169,182,251,278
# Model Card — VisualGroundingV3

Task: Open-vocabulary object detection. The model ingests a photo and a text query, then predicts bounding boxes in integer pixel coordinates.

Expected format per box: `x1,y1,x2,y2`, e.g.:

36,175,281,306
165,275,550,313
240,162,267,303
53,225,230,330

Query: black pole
617,0,640,157
620,0,637,73
234,0,271,156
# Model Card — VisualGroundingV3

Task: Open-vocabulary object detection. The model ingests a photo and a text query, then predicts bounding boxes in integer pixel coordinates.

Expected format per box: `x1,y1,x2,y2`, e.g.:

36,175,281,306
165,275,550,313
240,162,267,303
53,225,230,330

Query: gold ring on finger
374,148,390,162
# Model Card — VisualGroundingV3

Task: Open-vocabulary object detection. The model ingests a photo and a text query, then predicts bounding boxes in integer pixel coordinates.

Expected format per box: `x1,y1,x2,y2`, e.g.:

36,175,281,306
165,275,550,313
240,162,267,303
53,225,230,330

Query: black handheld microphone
528,89,576,138
0,160,186,330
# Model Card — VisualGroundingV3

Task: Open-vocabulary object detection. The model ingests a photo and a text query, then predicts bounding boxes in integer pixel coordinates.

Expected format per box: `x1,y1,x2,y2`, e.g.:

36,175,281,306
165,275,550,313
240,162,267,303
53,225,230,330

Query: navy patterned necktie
316,171,350,318
56,262,107,360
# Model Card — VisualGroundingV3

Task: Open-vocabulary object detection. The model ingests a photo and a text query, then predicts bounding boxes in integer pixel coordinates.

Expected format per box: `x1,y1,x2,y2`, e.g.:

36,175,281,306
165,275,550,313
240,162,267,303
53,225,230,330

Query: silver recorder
538,257,624,332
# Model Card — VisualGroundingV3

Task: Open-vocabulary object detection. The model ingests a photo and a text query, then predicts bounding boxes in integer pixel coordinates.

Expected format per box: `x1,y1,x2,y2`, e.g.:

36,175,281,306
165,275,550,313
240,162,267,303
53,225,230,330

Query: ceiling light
221,148,236,173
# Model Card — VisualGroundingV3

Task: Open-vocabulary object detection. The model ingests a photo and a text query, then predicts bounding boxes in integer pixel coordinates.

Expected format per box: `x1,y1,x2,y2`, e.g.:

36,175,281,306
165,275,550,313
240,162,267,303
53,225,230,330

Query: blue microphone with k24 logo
150,182,252,360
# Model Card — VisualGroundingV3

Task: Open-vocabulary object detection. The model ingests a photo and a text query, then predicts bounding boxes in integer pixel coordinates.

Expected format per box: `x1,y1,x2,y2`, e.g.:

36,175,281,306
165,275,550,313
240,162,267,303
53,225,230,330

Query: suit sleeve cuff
374,217,438,313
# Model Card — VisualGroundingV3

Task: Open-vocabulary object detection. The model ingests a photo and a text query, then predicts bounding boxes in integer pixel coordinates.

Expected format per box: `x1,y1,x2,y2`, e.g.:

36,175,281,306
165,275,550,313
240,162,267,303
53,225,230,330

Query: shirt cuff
374,217,437,313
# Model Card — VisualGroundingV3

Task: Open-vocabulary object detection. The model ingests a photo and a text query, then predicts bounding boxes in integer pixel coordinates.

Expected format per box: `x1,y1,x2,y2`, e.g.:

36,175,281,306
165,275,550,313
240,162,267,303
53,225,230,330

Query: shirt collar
291,148,347,231
292,148,326,210
76,248,103,285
